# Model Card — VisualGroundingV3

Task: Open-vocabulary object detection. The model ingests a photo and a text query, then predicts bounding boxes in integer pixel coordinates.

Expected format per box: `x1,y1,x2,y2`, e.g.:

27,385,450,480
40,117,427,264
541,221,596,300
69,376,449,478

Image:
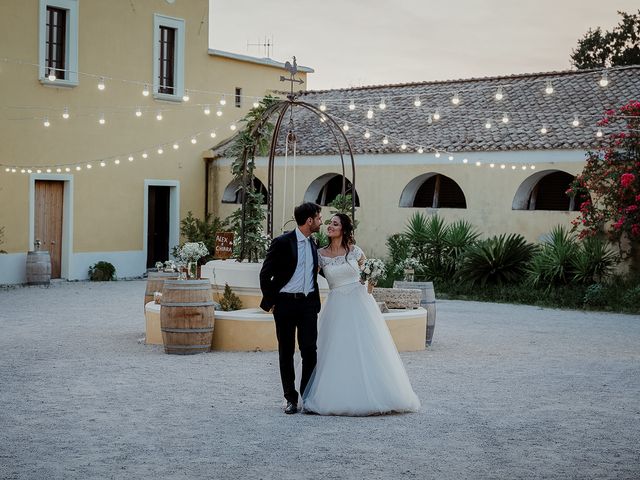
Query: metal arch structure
238,95,357,258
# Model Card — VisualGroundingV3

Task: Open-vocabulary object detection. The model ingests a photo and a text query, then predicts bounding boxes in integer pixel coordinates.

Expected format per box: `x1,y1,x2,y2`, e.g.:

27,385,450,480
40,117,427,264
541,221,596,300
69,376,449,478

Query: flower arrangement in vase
176,242,209,279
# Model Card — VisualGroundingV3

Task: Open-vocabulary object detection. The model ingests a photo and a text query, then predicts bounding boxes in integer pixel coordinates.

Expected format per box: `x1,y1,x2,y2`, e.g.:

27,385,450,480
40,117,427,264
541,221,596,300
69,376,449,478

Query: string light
62,107,69,119
142,152,148,158
500,164,506,169
182,90,190,102
366,108,374,119
157,148,163,154
216,109,223,117
495,87,504,101
128,155,134,161
448,155,454,161
230,124,237,131
434,151,441,158
172,142,179,150
540,124,548,134
530,165,536,170
135,108,142,117
572,115,580,127
219,95,226,106
545,80,554,95
319,115,326,123
521,165,527,170
417,146,424,153
485,119,492,129
47,68,56,82
99,113,106,125
596,128,603,138
86,164,92,169
348,100,356,111
46,168,51,173
451,93,460,105
342,122,349,131
37,169,42,173
203,105,211,115
65,167,70,172
210,131,217,138
378,98,387,110
475,161,482,167
400,142,407,150
142,84,150,96
427,114,433,125
43,116,50,127
413,97,422,107
511,165,516,170
27,169,33,173
156,111,163,121
97,77,105,90
114,159,120,165
462,158,468,164
501,113,509,123
363,129,371,139
252,101,260,109
56,168,61,172
319,103,327,112
599,71,609,88
489,163,495,168
75,165,81,171
382,136,389,145
191,137,197,144
433,109,441,121
100,161,106,167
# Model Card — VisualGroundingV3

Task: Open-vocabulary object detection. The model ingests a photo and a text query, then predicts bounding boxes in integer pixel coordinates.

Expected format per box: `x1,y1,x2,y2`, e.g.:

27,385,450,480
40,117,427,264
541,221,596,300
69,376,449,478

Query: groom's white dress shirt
280,228,314,295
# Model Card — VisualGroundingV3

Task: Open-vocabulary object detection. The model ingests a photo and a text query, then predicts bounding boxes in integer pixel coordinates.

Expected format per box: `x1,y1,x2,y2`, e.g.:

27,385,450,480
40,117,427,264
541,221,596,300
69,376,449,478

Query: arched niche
222,177,268,204
512,170,589,211
303,173,360,206
399,173,467,208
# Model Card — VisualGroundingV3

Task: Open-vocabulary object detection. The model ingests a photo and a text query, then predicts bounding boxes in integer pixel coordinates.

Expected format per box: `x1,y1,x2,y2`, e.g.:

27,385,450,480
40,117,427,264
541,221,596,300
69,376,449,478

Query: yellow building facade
0,0,310,284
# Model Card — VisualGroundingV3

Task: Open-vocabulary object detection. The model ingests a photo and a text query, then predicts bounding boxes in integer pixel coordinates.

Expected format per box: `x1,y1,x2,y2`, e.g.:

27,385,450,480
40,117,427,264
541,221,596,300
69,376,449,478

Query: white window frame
153,14,185,102
38,0,79,87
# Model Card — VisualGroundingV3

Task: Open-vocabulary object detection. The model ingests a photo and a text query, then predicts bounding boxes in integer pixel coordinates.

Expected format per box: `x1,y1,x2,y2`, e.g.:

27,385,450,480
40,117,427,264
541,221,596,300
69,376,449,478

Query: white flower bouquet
360,258,386,285
401,257,420,270
178,241,209,263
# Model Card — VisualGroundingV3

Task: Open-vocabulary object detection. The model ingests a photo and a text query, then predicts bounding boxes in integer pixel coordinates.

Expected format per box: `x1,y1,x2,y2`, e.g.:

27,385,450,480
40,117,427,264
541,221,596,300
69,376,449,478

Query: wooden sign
214,232,234,259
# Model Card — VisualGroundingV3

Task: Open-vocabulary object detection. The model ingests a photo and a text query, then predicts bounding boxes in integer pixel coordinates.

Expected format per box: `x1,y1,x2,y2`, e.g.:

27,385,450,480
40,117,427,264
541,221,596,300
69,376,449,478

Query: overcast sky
209,1,638,91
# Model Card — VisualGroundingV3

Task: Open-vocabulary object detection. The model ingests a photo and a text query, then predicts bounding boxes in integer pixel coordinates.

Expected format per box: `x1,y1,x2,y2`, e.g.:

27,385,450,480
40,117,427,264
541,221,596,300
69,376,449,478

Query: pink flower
632,224,640,237
626,205,639,214
635,194,640,202
613,218,625,230
621,173,635,188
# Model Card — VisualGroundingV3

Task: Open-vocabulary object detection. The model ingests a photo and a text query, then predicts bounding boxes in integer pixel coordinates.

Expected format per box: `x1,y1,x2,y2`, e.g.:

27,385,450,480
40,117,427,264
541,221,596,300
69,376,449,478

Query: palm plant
458,233,536,286
443,219,480,276
571,236,619,284
405,213,450,280
528,225,579,287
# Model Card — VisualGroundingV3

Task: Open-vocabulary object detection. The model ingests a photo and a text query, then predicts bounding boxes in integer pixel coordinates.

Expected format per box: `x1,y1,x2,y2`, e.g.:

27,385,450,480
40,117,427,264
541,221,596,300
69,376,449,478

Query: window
526,171,586,211
39,0,78,86
235,88,242,108
399,173,466,208
222,178,268,204
310,175,360,207
153,15,185,101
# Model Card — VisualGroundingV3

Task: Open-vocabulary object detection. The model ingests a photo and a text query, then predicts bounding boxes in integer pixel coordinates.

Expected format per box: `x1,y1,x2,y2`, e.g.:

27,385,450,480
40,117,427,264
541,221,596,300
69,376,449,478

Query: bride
302,213,420,416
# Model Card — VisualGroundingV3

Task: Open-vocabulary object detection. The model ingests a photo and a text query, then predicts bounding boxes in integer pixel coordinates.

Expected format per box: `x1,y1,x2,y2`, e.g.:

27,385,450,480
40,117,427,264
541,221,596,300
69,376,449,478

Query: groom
259,202,323,414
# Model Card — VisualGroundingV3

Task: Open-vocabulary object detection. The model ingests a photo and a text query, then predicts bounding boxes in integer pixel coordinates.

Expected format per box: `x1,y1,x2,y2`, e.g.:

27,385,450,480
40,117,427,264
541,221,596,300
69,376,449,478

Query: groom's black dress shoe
284,401,298,414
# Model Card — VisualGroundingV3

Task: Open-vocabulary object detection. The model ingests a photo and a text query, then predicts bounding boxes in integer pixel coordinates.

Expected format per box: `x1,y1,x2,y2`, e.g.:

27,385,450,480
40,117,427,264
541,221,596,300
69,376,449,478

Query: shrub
571,236,619,284
218,283,242,311
443,219,480,276
457,233,536,286
583,283,607,307
180,211,228,264
88,261,116,281
622,284,640,309
528,226,578,287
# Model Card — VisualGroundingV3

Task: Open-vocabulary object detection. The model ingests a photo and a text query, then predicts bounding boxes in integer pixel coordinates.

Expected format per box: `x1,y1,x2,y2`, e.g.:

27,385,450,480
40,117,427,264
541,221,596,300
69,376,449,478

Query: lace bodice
319,245,364,289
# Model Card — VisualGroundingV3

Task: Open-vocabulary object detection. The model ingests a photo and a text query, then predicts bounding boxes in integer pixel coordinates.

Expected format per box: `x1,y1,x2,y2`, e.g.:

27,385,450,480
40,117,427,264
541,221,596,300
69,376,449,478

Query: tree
571,10,640,69
568,100,640,270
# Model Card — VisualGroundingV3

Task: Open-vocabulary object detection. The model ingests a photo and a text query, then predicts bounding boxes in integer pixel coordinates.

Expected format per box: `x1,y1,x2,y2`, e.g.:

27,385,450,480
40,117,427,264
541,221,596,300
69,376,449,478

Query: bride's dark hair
334,213,355,258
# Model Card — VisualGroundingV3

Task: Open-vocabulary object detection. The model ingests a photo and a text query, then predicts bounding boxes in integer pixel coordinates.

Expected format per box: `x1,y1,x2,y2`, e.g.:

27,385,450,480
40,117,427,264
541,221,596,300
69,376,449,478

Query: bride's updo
334,213,355,254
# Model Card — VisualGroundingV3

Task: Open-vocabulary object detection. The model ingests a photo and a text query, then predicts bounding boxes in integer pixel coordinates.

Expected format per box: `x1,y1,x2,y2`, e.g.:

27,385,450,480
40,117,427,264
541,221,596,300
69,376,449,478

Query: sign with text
214,232,234,259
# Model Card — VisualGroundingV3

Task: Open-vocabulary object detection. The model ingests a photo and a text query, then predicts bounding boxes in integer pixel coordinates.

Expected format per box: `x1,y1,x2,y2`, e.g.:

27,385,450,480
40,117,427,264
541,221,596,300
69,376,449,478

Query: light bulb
142,152,148,159
451,93,460,105
511,165,516,170
182,91,190,102
596,128,603,138
414,97,422,107
46,168,52,173
475,161,482,167
230,124,237,131
540,125,548,134
37,169,42,173
319,103,327,112
545,80,554,95
47,68,56,81
99,113,106,125
62,107,69,119
203,105,211,115
65,167,70,172
86,164,92,169
382,136,389,145
173,143,179,150
366,108,374,119
400,142,407,150
55,168,61,172
135,108,142,117
157,148,163,155
319,115,326,123
448,155,454,161
433,110,441,120
417,146,424,154
219,95,226,106
191,137,197,144
114,159,120,165
572,115,580,127
128,155,134,162
342,122,349,131
530,165,536,170
378,99,386,110
156,111,163,121
253,101,260,108
463,158,468,164
27,169,32,174
502,113,509,123
43,117,50,127
490,163,495,168
500,164,506,169
485,119,492,129
4,167,10,172
495,87,504,101
142,84,150,96
599,71,609,88
521,165,527,170
216,109,223,117
97,77,105,90
100,161,106,167
348,100,356,111
20,169,25,173
435,151,441,158
210,131,217,138
364,130,371,139
427,114,433,125
75,166,81,171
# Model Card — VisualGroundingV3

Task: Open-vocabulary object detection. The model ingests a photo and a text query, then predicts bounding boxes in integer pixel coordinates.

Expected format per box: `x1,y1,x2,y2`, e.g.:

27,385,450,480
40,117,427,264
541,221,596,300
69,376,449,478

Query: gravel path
0,280,639,479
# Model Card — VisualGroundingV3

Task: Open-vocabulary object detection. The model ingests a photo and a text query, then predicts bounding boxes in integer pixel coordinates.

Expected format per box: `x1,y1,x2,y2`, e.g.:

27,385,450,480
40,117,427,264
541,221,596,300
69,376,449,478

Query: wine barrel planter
394,281,437,346
160,279,215,355
144,271,178,307
26,250,51,285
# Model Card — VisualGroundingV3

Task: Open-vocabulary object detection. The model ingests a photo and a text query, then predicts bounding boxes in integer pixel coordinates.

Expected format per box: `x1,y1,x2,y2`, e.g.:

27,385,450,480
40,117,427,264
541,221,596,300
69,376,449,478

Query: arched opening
222,177,268,204
512,170,589,211
304,173,360,206
399,173,466,208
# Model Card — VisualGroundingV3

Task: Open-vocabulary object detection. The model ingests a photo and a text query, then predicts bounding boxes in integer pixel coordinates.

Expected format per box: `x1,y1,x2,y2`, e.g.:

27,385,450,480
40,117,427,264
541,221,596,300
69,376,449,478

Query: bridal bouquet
360,258,386,285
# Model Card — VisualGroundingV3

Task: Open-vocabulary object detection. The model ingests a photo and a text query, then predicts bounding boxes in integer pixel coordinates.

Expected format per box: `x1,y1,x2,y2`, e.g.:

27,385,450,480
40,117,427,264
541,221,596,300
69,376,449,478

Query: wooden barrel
144,271,178,307
160,279,215,355
26,250,51,285
394,280,437,346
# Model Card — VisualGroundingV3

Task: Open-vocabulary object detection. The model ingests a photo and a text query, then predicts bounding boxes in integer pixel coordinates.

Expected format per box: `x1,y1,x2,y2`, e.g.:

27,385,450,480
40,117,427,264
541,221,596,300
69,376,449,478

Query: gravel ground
0,279,639,480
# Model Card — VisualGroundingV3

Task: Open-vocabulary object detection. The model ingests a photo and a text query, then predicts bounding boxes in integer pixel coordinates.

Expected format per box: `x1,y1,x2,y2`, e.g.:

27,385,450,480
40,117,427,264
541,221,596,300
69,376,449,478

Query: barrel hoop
162,301,215,307
163,285,210,291
162,327,214,333
163,344,211,349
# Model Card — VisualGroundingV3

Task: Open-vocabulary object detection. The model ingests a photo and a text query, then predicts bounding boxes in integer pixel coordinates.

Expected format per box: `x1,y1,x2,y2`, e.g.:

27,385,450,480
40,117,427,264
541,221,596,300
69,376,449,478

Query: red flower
626,205,639,214
635,194,640,202
632,224,640,237
613,218,625,230
621,173,635,188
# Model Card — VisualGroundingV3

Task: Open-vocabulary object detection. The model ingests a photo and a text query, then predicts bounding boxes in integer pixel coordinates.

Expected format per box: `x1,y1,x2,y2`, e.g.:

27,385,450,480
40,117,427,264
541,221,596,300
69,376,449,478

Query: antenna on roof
246,36,274,58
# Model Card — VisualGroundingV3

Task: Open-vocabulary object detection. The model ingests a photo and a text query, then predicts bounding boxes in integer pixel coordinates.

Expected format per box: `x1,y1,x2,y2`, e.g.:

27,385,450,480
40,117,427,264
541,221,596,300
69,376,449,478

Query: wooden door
35,180,64,278
147,186,170,268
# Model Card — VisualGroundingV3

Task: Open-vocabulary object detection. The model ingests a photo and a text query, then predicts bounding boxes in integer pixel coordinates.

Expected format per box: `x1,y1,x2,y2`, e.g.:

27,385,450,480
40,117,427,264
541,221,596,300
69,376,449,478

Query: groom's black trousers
273,294,318,405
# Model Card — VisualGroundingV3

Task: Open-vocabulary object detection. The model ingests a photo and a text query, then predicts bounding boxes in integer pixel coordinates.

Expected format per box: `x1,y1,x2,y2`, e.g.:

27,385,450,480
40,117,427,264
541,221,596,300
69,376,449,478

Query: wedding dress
302,245,421,416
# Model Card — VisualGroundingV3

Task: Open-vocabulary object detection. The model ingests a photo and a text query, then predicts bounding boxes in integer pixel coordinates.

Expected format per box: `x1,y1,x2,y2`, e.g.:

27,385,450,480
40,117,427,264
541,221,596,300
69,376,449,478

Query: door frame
143,180,180,265
29,174,74,279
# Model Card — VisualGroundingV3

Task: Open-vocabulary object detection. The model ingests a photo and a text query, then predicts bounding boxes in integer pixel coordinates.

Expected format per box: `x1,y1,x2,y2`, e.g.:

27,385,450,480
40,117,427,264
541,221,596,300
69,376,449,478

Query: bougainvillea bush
568,100,640,268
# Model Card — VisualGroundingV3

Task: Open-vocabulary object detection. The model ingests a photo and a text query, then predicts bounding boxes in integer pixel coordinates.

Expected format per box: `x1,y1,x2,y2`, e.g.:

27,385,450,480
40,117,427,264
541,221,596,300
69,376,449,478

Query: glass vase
187,261,198,279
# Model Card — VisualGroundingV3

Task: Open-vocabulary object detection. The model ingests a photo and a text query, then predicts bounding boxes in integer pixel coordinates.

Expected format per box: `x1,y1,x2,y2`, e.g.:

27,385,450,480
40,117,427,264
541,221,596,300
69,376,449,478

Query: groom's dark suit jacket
259,230,321,313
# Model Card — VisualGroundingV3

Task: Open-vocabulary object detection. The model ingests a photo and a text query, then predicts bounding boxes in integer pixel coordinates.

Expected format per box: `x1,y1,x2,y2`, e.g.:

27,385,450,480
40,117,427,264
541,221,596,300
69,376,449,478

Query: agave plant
443,219,480,275
528,225,579,287
458,233,536,286
571,236,618,284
